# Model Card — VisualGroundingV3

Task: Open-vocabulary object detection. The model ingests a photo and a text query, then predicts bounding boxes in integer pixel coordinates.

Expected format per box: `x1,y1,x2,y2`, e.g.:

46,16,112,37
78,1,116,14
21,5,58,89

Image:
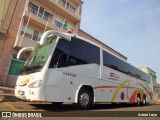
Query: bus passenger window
69,57,77,65
69,56,87,66
49,48,68,68
57,54,68,68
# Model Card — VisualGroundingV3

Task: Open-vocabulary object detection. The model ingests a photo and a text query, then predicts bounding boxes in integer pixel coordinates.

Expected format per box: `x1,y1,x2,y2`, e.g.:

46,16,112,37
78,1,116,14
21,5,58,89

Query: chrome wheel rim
143,98,146,105
137,97,140,105
79,92,89,106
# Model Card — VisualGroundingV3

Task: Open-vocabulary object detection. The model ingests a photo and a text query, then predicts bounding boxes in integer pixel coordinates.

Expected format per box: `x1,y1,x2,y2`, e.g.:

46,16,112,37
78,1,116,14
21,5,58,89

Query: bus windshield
20,35,57,75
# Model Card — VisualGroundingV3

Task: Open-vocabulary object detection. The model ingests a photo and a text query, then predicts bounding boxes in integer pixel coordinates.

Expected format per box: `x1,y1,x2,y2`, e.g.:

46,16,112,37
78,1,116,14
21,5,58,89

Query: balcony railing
26,7,64,29
20,31,41,42
53,0,80,17
14,35,38,48
27,7,54,24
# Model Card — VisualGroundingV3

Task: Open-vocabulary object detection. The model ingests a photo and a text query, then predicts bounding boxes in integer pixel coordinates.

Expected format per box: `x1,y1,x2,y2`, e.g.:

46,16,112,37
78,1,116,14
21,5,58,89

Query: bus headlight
28,80,42,88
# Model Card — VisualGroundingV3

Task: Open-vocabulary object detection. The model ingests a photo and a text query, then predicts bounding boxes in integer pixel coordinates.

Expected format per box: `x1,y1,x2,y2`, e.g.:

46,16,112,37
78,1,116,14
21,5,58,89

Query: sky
80,0,160,83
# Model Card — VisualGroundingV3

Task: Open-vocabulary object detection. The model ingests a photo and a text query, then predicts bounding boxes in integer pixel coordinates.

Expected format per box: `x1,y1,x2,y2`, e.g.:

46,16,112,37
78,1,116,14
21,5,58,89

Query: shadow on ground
29,102,155,112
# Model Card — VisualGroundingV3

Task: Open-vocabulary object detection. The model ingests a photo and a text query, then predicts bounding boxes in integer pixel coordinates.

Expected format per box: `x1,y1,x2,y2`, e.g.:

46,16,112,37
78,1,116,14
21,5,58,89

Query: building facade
140,67,157,93
0,0,17,37
0,0,127,87
0,0,22,86
14,0,82,49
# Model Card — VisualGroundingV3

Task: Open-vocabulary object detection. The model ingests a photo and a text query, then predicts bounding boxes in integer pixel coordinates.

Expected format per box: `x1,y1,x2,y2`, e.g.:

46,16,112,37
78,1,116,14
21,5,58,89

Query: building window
20,26,33,39
43,11,53,21
28,2,39,15
59,0,76,13
55,20,63,28
61,0,67,7
20,24,42,41
32,30,39,41
8,59,25,76
24,27,33,39
28,4,54,23
54,16,63,28
38,7,44,18
38,33,42,41
70,5,76,13
66,2,70,9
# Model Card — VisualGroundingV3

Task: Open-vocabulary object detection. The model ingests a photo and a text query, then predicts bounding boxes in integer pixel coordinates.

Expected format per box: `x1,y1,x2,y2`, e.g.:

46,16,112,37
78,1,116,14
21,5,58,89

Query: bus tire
52,102,63,108
76,88,93,110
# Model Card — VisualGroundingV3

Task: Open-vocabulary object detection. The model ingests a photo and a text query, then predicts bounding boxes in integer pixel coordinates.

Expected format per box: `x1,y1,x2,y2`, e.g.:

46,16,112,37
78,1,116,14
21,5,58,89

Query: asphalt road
0,102,160,120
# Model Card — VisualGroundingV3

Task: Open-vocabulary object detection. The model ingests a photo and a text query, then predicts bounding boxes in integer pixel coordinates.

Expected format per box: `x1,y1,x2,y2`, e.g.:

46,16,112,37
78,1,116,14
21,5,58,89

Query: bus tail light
28,80,42,88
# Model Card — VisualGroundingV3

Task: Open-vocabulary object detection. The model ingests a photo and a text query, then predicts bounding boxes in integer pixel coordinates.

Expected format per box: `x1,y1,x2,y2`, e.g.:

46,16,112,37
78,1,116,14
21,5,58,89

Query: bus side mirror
39,30,71,45
17,47,34,59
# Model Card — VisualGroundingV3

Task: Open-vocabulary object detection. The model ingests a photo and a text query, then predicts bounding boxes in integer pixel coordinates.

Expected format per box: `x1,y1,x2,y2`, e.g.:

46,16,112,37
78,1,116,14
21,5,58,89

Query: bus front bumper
14,87,45,101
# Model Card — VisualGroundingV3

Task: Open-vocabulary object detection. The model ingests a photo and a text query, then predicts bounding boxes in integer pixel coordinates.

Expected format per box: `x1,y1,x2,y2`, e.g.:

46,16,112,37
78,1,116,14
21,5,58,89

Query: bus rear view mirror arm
39,30,71,45
17,47,34,59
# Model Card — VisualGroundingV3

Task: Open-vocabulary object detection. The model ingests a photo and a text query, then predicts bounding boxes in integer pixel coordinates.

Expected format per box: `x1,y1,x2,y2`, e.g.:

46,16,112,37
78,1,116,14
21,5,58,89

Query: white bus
15,30,153,109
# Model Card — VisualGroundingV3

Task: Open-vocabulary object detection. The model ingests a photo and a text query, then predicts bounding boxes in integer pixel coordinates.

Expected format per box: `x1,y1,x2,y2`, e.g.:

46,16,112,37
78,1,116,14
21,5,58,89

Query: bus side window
57,54,68,68
49,48,68,68
69,56,87,66
69,56,77,66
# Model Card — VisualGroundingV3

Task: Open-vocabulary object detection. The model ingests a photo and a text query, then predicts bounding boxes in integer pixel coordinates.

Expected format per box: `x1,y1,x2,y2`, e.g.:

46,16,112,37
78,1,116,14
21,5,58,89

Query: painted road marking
3,102,20,111
3,102,45,111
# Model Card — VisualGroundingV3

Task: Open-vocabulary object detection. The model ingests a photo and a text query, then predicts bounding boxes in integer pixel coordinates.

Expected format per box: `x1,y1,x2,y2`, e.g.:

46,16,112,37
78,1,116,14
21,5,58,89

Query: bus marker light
66,28,73,34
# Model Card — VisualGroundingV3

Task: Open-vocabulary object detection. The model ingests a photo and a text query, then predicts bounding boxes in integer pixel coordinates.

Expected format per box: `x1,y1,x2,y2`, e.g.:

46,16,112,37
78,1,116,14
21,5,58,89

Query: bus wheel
52,102,63,108
76,88,93,110
136,96,141,106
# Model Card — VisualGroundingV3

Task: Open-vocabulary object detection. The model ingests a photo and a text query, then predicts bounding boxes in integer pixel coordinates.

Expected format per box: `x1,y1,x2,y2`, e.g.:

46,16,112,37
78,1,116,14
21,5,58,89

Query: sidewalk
0,86,24,102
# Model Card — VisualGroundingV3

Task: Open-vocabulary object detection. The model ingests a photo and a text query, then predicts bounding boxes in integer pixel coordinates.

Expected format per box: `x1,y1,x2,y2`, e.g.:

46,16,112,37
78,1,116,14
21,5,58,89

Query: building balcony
14,35,38,48
37,0,81,23
24,7,70,32
24,7,62,31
